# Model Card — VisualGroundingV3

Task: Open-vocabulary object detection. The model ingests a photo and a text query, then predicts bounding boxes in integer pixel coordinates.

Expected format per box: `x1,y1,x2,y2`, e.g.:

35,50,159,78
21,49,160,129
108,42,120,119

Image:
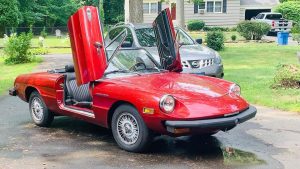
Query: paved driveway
0,54,300,169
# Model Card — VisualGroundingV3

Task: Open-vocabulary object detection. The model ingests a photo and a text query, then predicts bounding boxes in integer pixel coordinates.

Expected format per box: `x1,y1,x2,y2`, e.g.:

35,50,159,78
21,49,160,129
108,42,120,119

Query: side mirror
121,41,132,48
195,38,203,44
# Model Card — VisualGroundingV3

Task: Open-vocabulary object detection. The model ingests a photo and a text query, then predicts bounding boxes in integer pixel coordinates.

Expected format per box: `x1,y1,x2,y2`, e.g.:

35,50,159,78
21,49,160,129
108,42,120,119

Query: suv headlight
229,84,241,96
214,51,222,64
159,95,175,113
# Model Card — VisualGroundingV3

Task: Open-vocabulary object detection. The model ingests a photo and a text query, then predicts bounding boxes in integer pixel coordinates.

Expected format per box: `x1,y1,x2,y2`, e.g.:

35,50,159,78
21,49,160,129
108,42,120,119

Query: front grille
184,59,214,69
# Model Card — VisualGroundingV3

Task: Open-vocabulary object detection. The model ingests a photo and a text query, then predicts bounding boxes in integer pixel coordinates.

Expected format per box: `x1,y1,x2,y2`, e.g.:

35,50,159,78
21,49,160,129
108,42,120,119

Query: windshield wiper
137,67,161,72
105,69,141,76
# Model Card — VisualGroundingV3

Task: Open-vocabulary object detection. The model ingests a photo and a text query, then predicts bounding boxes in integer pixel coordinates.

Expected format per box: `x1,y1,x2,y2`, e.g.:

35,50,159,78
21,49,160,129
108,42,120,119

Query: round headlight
229,84,241,96
159,95,175,113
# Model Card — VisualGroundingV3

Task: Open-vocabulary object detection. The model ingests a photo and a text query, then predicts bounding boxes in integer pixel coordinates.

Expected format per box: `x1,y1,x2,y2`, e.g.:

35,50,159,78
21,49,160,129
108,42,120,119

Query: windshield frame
103,47,164,78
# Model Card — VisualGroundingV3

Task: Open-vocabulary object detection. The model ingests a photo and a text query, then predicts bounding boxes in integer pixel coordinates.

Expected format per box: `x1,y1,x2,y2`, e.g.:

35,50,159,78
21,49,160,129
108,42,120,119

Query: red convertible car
9,7,256,152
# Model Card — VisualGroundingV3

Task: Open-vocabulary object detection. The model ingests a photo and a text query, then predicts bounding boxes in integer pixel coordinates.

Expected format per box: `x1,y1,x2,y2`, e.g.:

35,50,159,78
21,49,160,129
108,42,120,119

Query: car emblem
191,61,200,68
86,8,92,21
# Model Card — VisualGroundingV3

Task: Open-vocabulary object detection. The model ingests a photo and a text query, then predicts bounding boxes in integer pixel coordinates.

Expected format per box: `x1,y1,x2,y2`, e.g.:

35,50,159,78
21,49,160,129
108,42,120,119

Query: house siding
184,0,241,27
143,0,168,24
141,0,276,27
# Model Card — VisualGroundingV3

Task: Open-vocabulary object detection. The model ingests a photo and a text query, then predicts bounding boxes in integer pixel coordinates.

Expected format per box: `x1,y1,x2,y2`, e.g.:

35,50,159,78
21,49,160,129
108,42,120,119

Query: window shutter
158,2,162,13
223,0,227,13
194,3,198,13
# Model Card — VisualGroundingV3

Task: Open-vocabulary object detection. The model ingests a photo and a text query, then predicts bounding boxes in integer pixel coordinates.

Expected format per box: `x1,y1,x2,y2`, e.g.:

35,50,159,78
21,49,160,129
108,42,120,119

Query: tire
29,91,54,127
111,104,152,152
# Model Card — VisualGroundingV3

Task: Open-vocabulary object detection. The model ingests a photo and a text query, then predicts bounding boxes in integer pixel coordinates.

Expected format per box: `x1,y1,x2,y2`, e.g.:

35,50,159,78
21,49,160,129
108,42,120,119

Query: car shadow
32,116,265,168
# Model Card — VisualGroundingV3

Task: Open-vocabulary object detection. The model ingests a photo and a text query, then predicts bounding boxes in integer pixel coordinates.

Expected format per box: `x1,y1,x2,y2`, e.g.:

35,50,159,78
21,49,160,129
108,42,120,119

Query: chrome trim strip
61,105,95,118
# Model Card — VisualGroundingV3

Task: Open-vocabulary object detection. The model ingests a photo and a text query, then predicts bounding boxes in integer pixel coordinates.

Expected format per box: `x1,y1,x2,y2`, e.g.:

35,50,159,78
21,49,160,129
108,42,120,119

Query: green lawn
188,31,245,42
220,43,300,112
0,36,70,48
0,57,39,95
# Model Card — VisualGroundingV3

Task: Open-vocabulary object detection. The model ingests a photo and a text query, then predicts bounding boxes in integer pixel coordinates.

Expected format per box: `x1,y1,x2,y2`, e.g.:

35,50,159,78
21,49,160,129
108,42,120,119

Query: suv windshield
266,14,282,20
136,27,194,47
105,49,161,77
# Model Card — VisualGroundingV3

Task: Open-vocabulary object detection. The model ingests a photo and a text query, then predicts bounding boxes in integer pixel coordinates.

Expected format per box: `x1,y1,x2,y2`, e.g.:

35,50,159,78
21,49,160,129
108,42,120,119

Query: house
130,0,279,27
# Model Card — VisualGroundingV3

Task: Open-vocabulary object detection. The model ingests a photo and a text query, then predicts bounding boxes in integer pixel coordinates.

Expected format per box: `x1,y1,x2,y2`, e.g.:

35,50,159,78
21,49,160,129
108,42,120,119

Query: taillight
272,21,275,27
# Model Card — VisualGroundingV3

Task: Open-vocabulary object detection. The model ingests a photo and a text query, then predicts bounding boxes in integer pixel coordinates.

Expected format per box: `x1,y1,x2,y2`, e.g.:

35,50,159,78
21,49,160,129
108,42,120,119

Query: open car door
152,8,182,72
68,6,107,85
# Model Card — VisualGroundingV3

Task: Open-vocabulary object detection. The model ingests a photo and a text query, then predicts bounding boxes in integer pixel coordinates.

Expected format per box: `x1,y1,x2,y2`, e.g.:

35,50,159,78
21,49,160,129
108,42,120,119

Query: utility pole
124,0,143,24
176,0,185,29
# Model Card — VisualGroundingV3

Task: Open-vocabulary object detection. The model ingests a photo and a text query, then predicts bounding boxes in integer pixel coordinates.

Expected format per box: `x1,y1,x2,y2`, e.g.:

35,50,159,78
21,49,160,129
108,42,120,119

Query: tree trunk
124,0,143,24
176,0,185,29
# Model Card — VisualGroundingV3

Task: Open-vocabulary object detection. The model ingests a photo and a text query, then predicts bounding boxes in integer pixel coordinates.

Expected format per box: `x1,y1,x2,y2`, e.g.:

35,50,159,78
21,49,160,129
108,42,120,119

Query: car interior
48,65,92,109
64,65,92,108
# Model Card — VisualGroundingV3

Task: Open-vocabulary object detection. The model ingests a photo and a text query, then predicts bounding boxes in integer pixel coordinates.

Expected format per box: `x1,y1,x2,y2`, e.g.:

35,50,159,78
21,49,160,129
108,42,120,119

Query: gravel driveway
0,54,300,169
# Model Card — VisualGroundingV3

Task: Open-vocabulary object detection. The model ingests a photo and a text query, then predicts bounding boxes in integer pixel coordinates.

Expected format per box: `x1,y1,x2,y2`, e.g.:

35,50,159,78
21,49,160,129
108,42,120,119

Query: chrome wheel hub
117,113,139,145
31,98,44,121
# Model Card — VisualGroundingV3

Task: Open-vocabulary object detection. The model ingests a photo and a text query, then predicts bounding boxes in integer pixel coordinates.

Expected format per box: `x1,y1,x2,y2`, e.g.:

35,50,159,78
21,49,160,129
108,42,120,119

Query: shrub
203,26,230,32
276,1,300,23
237,21,271,40
231,34,237,41
272,64,300,89
40,27,47,38
4,32,33,64
29,47,49,55
187,20,205,31
205,31,224,51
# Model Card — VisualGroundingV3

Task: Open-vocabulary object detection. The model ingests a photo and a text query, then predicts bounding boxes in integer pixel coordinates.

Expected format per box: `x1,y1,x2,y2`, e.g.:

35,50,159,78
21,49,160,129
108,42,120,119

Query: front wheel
29,91,54,127
111,104,152,152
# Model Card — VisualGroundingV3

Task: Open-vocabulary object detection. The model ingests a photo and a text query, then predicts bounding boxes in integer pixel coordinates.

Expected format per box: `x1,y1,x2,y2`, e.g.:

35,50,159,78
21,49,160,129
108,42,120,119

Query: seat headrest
65,65,75,72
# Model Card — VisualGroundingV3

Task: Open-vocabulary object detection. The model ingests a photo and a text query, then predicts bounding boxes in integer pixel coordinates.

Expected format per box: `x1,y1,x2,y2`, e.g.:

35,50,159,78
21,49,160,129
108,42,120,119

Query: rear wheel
29,91,54,127
111,104,152,152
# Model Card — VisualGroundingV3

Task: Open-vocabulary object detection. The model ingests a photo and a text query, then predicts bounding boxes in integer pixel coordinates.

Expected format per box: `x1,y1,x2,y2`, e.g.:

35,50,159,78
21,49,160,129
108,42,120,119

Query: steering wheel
129,62,147,71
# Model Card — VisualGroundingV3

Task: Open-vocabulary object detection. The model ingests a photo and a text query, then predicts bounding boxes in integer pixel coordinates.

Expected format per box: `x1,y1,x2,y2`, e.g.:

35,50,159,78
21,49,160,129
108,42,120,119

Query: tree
0,0,20,36
125,0,143,24
18,0,80,27
276,1,300,23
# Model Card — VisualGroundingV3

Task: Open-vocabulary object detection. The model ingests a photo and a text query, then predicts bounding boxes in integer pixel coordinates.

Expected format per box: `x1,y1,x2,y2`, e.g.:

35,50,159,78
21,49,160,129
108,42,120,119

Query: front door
171,3,176,20
68,6,107,85
152,8,182,72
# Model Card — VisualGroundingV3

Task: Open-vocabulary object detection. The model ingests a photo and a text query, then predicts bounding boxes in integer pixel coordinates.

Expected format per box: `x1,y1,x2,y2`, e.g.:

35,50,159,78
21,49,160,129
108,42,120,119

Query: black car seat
64,65,92,108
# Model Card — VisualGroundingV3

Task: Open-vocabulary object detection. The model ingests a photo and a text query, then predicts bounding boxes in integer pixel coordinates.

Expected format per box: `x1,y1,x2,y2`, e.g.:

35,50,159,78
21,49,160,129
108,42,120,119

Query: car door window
105,27,124,44
105,27,133,48
176,29,194,45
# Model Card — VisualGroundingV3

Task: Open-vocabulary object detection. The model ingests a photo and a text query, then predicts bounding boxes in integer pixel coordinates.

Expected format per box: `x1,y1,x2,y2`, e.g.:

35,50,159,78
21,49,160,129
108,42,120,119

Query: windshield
105,49,161,77
266,14,282,20
136,27,195,47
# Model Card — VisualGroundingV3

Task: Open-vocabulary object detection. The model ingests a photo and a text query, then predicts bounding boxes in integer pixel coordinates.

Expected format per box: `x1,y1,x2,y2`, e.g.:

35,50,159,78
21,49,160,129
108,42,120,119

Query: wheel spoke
116,112,140,145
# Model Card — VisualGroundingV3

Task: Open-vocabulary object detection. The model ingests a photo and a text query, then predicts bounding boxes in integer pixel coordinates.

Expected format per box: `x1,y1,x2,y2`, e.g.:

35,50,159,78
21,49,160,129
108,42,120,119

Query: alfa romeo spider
9,7,257,152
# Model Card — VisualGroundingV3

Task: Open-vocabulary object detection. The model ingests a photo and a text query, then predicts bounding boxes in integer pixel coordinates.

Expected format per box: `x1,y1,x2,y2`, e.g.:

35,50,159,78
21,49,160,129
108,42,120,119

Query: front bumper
9,88,17,96
165,105,257,134
182,64,224,78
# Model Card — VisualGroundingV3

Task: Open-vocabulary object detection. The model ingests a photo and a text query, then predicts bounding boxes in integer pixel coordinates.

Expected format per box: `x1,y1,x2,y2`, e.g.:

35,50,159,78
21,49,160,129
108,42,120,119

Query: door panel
68,6,107,85
153,8,182,72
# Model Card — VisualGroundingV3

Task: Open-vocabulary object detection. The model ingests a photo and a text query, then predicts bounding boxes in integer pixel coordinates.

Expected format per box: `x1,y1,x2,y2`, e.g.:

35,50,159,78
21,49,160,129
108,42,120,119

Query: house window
206,1,223,13
143,2,158,14
143,3,149,14
198,2,205,10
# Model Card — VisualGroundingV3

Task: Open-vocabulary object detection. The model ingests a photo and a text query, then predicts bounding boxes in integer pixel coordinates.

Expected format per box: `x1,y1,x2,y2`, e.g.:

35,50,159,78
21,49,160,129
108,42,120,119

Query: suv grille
182,59,214,69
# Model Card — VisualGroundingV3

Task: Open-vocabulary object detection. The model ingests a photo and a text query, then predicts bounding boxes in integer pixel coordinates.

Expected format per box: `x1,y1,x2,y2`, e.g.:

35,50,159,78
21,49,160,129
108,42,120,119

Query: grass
0,36,70,48
0,57,40,95
188,31,244,42
220,43,300,112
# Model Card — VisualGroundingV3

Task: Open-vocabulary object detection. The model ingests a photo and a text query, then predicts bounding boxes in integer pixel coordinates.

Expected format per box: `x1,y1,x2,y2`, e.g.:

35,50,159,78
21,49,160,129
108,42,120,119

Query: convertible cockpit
64,65,92,108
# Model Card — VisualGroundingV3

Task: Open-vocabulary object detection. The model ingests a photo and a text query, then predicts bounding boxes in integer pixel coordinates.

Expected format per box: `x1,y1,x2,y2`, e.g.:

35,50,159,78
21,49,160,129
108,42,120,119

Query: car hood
145,45,216,62
113,72,249,119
